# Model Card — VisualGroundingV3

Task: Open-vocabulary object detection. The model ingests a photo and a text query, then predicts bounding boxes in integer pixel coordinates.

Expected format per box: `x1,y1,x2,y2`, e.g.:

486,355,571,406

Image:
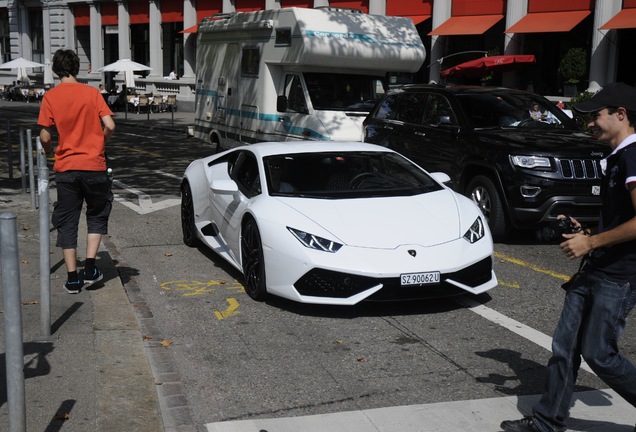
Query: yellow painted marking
122,146,162,157
494,251,570,281
498,279,520,289
161,279,244,297
214,297,240,320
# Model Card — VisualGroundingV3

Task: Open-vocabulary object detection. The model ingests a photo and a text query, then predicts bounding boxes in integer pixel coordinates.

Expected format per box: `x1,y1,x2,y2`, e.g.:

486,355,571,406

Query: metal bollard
19,127,26,193
26,129,36,209
1,213,28,432
6,119,13,180
37,138,52,337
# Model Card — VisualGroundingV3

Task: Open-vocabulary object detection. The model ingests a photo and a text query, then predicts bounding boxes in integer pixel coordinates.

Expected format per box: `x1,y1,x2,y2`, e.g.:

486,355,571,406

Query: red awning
429,15,503,36
600,8,636,30
404,15,431,25
180,24,198,33
440,54,536,78
505,10,590,33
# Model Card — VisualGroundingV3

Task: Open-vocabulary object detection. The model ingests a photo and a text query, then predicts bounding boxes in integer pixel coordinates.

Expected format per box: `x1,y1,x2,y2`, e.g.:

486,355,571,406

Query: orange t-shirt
37,83,113,172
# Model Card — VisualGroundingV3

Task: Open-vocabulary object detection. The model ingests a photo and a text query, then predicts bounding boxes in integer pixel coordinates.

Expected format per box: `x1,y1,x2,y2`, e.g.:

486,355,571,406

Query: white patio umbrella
0,57,45,85
98,58,152,73
44,59,54,86
0,57,46,69
98,59,152,119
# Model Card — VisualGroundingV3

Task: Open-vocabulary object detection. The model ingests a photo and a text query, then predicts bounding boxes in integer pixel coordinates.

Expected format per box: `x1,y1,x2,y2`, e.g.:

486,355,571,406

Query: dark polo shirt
589,136,636,283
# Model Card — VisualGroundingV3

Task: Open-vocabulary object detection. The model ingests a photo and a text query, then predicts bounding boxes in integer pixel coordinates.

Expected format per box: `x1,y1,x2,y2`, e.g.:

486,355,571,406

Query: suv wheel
467,175,508,241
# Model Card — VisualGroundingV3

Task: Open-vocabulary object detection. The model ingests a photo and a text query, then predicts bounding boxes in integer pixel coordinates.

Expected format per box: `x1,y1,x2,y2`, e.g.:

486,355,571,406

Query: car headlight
510,155,552,169
288,227,343,253
463,217,486,243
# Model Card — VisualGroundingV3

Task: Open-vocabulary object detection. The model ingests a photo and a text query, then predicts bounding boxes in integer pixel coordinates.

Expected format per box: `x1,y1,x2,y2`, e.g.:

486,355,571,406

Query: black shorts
52,171,113,248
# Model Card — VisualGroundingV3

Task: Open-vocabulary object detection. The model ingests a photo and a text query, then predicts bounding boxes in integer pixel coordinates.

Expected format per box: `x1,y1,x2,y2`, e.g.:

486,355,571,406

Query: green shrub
559,48,587,84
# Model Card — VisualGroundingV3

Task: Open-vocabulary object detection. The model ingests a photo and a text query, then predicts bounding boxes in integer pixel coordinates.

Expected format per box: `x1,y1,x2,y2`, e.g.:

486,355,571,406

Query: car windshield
304,73,386,112
456,91,578,130
264,151,443,198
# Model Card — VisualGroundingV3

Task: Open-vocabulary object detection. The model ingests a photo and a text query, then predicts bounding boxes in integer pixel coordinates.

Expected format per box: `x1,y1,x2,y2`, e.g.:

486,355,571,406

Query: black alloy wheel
180,182,199,247
241,218,268,301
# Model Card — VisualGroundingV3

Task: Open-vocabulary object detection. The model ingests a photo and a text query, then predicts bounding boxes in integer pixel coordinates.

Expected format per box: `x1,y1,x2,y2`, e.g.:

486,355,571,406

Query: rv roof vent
211,13,235,19
314,7,363,13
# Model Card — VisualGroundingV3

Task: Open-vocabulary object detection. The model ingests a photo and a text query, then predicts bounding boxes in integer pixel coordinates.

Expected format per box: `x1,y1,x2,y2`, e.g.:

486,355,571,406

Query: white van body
194,7,426,149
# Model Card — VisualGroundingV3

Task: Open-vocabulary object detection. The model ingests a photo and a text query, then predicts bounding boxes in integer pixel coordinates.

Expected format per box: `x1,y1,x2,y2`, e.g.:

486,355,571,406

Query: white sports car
181,141,497,305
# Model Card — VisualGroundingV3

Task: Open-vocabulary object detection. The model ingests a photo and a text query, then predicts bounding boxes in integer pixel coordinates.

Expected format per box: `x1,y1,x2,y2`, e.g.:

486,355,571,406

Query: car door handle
382,125,393,130
414,131,426,137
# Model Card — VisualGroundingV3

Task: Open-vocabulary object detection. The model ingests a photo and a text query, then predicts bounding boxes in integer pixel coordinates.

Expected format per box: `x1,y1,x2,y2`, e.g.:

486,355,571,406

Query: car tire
181,181,200,247
241,218,268,301
466,175,508,241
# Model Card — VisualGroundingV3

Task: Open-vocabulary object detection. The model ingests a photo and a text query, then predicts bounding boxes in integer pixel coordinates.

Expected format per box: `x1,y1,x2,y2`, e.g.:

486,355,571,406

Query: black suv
363,85,611,241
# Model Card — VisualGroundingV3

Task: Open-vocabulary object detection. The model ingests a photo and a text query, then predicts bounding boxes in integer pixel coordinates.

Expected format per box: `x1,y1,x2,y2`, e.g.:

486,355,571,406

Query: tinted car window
374,93,426,124
422,94,456,126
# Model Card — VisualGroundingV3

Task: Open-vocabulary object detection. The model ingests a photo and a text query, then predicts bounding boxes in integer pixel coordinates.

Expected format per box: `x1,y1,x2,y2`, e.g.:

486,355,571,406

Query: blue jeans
532,270,636,432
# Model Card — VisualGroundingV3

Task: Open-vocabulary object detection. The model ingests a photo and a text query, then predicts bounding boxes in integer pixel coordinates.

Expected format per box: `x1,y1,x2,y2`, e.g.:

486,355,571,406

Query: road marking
112,179,180,214
214,298,240,320
155,169,182,180
498,279,520,288
161,279,244,297
120,146,162,157
455,254,593,374
494,251,570,281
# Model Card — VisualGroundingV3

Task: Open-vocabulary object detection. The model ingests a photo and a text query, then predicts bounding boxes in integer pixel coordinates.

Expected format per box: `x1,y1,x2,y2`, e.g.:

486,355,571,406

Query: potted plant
559,47,587,97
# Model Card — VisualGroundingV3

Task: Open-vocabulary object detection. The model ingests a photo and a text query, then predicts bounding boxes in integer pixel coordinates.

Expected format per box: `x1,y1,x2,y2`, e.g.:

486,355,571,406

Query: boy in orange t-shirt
38,49,116,294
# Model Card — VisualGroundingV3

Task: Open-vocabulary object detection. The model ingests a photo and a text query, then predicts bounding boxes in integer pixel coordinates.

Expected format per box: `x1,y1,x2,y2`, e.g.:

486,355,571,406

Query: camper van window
241,47,260,77
275,28,292,46
304,73,386,112
284,75,308,114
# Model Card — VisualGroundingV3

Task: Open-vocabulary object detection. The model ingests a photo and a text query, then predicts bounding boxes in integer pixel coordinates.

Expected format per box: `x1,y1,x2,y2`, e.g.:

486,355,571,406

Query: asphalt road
3,106,634,431
99,124,636,431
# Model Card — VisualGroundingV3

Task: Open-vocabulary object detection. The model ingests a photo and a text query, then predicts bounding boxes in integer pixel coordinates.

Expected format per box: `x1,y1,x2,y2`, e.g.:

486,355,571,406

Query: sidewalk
0,100,196,431
0,185,163,431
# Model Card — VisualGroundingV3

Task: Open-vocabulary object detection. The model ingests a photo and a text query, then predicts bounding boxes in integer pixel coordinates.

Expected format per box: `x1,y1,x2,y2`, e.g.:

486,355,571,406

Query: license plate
401,271,440,286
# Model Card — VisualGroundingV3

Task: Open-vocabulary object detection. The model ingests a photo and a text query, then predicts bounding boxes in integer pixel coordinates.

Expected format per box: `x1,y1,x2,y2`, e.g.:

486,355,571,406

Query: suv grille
558,159,602,179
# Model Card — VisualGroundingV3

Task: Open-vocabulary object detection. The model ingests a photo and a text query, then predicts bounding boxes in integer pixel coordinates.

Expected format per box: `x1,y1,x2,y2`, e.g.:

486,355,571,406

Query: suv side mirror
277,95,287,112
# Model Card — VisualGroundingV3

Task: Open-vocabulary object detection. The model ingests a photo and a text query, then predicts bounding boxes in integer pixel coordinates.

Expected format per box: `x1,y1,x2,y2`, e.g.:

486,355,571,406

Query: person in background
98,83,107,94
168,68,177,80
501,82,636,432
37,49,116,294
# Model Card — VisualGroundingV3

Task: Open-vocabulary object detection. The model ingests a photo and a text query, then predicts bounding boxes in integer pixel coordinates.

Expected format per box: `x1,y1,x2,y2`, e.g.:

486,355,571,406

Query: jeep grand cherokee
363,85,611,241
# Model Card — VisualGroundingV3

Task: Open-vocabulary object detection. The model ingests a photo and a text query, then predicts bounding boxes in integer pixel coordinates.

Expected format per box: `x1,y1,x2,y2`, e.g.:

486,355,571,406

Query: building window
0,11,9,63
29,9,44,64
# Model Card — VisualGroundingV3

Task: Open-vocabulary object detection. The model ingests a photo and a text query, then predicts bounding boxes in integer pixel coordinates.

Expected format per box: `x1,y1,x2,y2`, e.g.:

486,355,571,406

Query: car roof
231,141,393,158
392,84,533,97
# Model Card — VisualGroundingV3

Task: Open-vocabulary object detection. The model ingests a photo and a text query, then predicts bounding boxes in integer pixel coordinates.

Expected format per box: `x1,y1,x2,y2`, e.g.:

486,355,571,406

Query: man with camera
501,82,636,432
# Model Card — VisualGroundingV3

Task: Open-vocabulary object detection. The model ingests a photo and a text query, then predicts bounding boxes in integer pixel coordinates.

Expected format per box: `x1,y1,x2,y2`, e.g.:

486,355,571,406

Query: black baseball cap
573,82,636,113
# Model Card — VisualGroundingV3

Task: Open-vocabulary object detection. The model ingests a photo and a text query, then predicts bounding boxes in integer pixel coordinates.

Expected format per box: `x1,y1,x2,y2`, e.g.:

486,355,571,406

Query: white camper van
194,7,426,149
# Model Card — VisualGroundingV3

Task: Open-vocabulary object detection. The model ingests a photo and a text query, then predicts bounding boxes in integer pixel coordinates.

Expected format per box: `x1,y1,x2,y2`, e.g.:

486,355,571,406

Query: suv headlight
511,155,552,169
288,227,343,253
463,217,486,243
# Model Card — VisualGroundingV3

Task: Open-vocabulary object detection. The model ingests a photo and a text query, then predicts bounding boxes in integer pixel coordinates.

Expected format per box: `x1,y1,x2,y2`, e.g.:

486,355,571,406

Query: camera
536,217,578,243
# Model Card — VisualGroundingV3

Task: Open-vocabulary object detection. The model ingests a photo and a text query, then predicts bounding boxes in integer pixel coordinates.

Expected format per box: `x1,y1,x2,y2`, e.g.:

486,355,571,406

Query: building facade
1,0,634,108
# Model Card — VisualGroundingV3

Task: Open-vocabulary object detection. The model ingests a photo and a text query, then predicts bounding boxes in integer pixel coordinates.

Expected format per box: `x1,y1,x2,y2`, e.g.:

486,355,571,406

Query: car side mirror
430,172,451,185
277,95,287,112
210,179,239,194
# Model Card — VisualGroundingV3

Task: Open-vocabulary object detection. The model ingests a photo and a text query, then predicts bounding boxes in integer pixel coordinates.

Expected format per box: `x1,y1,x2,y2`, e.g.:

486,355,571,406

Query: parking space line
454,296,593,374
494,251,570,281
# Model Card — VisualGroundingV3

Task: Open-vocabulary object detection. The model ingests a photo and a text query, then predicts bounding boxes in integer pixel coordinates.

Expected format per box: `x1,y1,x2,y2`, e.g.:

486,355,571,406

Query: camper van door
276,73,316,141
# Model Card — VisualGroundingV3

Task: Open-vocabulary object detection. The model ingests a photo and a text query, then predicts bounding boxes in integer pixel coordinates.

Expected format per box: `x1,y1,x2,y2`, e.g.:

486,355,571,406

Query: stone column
182,0,196,79
368,0,385,15
149,0,162,77
428,0,451,83
117,0,131,59
222,0,235,13
588,0,619,91
89,1,104,71
502,0,527,88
